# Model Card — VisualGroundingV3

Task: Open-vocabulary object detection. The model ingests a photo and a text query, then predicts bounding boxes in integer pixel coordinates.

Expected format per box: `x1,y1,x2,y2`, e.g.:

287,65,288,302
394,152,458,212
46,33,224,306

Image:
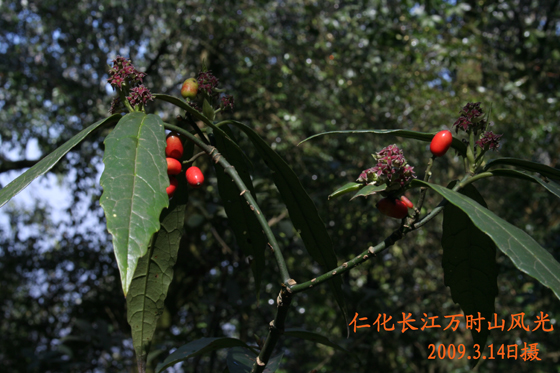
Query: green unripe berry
181,78,198,99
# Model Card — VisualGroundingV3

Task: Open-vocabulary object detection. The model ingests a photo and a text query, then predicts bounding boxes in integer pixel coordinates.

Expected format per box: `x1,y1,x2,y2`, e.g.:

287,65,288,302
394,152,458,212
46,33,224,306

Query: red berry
166,132,184,159
400,195,414,209
167,157,182,175
166,176,178,197
186,166,204,188
430,130,453,157
181,78,198,99
376,197,409,219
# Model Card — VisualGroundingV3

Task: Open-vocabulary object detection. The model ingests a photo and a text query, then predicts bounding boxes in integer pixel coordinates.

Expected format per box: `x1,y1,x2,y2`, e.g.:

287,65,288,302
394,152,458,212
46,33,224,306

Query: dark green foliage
228,120,348,327
442,182,498,365
416,180,560,300
213,125,267,296
226,347,283,373
1,0,560,372
156,338,253,373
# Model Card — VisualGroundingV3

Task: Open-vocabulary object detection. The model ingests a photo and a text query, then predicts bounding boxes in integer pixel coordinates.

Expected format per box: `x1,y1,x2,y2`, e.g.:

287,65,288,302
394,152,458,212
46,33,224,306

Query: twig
267,210,288,227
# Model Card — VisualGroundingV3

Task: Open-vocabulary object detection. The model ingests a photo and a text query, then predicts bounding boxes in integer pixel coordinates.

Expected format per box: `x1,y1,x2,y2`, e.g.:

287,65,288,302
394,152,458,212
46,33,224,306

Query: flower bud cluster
108,56,153,112
357,144,416,189
475,131,503,151
220,95,234,111
453,102,486,135
197,71,220,95
453,102,503,152
108,56,146,89
127,85,154,108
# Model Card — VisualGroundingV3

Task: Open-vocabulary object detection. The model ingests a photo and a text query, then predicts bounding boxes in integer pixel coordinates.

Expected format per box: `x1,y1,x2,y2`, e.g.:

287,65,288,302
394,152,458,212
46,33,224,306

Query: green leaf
226,120,348,328
100,113,169,296
0,114,121,209
299,129,467,157
328,182,363,200
226,348,283,373
203,98,216,121
489,169,560,199
413,179,560,301
155,338,252,373
349,184,387,200
484,157,560,180
214,125,266,296
442,181,498,366
127,145,192,370
284,328,348,352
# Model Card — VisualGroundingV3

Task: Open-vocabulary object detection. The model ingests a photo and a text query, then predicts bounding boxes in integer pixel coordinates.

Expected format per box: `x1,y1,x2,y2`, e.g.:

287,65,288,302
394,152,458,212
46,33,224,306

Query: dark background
1,0,559,372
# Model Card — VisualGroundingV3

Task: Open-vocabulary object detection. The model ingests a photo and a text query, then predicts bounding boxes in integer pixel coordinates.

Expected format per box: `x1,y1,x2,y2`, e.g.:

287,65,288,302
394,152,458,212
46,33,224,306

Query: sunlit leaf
127,142,192,370
100,113,169,296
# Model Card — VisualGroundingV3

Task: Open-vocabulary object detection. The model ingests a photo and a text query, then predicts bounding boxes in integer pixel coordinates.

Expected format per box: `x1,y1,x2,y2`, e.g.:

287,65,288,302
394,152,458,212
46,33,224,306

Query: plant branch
291,173,473,293
183,151,206,164
251,288,292,373
163,122,292,284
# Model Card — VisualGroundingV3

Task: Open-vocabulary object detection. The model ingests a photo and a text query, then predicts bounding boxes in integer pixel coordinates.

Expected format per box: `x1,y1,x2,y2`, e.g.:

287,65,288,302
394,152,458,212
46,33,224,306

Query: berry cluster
165,132,205,197
108,56,153,113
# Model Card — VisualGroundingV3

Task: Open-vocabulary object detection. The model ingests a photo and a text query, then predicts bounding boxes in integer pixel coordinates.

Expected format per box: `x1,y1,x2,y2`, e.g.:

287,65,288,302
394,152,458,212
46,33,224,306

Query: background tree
1,0,559,371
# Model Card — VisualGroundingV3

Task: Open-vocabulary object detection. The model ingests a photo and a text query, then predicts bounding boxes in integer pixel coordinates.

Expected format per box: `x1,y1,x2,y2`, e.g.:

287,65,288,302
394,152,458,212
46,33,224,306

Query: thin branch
267,209,288,227
290,173,473,293
251,288,292,373
209,225,234,255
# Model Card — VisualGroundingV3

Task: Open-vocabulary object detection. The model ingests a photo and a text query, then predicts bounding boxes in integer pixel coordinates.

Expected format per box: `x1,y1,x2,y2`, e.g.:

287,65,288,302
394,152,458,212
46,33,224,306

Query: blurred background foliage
1,0,559,372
